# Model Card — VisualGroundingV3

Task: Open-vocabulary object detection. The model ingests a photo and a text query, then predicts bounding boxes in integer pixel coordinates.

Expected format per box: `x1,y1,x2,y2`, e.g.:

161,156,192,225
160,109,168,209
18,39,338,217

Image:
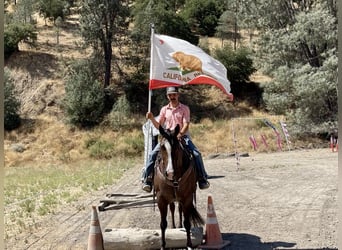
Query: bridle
158,136,194,189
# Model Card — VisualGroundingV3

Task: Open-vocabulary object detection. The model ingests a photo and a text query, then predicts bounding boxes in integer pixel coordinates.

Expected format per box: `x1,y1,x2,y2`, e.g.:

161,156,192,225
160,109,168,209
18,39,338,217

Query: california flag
150,34,233,100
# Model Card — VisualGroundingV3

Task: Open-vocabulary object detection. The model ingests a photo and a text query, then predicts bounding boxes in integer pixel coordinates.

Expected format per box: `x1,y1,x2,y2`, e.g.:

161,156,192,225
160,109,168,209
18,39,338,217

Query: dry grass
193,113,285,155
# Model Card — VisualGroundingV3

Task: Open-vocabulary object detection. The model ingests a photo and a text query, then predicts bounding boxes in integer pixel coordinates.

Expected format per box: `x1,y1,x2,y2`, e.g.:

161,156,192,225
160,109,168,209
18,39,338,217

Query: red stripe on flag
149,75,234,101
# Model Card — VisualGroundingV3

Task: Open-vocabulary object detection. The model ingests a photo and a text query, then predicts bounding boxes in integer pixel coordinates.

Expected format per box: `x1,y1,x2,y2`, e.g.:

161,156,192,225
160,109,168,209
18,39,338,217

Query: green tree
214,45,259,105
216,0,241,49
79,0,130,88
4,1,38,58
63,59,105,127
132,0,196,42
4,68,21,130
4,22,37,58
180,0,224,36
214,45,256,84
11,0,37,24
242,1,338,134
37,0,68,24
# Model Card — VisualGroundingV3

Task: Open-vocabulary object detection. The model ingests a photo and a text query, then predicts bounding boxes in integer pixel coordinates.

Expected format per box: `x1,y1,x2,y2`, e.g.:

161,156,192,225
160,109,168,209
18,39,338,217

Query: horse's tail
189,205,205,227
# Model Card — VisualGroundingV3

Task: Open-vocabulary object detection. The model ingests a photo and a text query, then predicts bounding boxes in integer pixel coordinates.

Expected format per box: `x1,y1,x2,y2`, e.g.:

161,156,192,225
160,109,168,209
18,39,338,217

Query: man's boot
142,179,152,192
198,178,210,189
142,169,153,192
195,163,210,189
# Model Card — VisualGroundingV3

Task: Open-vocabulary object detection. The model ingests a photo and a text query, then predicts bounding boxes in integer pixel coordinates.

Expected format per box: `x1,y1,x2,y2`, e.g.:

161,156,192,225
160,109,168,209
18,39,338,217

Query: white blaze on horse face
164,139,174,179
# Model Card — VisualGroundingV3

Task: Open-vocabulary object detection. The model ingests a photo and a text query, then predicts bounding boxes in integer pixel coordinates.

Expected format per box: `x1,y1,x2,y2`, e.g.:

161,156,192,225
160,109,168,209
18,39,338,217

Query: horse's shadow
218,232,295,250
217,232,336,250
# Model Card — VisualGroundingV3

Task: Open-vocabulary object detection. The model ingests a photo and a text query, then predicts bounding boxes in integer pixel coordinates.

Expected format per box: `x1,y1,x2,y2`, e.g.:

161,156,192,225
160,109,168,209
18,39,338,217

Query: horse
153,124,204,249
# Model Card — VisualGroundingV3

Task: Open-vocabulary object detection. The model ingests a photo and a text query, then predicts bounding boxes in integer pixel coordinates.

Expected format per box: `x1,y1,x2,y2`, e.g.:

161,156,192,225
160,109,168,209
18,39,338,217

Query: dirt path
6,148,338,250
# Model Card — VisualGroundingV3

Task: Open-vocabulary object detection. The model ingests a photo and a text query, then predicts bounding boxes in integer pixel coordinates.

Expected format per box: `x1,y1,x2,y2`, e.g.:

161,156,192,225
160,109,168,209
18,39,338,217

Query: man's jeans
142,136,208,181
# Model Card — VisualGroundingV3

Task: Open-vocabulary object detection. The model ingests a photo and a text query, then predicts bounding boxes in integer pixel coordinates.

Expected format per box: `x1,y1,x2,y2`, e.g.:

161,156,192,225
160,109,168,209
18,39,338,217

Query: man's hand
177,133,183,141
146,112,154,120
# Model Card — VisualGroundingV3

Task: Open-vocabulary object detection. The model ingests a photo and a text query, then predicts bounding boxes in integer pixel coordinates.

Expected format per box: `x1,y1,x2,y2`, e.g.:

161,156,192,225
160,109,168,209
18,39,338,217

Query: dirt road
6,148,338,250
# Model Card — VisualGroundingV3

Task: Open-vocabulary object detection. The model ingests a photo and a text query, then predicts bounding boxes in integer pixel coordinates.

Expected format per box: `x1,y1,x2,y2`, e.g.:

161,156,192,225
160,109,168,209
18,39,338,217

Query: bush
4,68,21,130
213,45,256,84
85,138,115,159
108,95,132,131
63,59,105,127
4,23,37,58
37,0,68,22
263,58,338,135
180,0,224,37
213,45,260,106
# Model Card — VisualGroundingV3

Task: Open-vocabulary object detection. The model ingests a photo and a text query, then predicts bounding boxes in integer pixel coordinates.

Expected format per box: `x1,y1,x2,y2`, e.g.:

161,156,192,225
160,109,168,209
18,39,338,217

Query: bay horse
154,124,204,249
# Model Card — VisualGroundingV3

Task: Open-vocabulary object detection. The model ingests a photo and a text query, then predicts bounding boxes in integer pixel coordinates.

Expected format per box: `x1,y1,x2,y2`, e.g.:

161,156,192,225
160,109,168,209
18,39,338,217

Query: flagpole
148,23,154,113
143,23,155,178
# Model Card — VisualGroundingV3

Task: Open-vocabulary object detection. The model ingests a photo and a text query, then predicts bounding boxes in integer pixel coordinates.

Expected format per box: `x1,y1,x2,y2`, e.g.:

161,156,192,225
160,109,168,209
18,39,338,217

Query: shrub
4,68,21,130
4,22,37,58
108,95,132,131
63,59,105,127
86,139,115,159
213,45,260,105
213,45,256,84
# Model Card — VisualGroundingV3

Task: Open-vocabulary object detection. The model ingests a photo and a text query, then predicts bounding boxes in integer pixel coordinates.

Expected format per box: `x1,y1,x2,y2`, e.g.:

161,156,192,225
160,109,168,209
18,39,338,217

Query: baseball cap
166,86,179,95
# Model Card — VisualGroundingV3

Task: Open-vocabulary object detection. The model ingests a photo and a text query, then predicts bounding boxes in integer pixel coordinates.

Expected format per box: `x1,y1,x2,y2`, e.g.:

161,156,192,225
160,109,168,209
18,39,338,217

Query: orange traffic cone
199,195,230,249
87,206,104,250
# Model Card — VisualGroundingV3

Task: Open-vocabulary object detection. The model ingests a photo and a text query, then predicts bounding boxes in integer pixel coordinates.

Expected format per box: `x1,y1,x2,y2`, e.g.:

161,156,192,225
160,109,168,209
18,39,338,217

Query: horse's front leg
158,199,168,250
183,212,192,249
178,203,183,228
169,202,176,228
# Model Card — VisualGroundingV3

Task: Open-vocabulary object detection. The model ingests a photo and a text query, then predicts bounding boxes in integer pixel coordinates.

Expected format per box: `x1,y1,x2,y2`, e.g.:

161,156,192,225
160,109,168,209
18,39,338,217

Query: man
142,86,210,192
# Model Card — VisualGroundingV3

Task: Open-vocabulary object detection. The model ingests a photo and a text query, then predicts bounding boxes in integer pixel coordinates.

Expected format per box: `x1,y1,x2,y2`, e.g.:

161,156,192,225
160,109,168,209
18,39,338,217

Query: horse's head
159,124,180,146
158,124,188,180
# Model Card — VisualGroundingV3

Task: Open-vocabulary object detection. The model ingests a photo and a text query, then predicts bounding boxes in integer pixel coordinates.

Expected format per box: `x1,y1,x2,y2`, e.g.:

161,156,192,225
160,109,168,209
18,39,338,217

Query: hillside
4,9,325,168
4,11,93,166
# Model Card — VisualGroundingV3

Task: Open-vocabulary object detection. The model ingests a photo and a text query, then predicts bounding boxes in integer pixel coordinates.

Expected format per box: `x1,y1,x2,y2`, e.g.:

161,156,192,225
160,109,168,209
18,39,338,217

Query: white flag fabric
150,34,233,100
142,116,160,168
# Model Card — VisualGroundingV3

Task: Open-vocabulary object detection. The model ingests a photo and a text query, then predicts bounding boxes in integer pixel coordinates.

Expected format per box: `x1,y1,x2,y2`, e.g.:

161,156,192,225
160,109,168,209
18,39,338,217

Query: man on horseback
142,86,210,192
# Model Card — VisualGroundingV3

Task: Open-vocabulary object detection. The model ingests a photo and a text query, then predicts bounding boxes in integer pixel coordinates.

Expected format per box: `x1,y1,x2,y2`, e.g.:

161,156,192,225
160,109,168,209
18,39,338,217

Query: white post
280,121,291,151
